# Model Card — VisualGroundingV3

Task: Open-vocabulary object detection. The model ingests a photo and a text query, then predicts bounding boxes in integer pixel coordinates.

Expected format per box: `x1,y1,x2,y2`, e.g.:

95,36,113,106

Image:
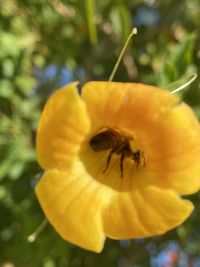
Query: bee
89,127,145,178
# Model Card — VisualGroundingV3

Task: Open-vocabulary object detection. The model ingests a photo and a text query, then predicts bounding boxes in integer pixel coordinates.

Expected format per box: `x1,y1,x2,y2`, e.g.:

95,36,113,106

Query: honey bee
89,127,145,178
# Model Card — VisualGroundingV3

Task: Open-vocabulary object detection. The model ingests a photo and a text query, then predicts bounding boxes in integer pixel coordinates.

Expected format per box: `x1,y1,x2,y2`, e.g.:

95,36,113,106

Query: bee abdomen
90,131,119,151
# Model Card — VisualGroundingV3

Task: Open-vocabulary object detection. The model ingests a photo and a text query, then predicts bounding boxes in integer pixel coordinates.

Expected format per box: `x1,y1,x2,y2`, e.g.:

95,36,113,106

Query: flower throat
89,127,145,178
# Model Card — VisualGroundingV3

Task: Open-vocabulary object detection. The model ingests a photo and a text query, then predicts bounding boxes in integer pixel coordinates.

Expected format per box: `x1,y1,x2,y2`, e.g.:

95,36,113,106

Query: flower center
89,126,146,178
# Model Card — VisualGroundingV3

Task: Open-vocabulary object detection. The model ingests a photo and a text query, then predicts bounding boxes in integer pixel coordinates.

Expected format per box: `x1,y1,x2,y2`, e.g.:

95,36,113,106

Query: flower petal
36,82,90,170
103,186,193,239
35,161,111,252
82,82,200,194
81,81,179,129
146,103,200,194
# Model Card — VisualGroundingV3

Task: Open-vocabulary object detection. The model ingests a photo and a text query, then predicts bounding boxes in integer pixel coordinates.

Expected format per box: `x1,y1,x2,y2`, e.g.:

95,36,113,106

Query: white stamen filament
170,73,197,94
27,219,48,242
109,28,137,82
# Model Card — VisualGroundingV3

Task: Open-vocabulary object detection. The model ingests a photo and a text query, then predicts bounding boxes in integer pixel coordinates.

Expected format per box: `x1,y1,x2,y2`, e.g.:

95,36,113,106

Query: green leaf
15,75,36,96
110,1,131,42
85,0,98,45
0,33,21,58
159,33,196,87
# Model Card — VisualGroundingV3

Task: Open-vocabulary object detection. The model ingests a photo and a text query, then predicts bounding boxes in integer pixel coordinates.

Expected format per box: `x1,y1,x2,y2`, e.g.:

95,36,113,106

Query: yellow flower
35,81,200,253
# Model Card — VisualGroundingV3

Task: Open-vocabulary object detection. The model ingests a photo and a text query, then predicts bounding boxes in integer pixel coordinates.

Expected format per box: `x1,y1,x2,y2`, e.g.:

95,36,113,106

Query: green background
1,0,200,266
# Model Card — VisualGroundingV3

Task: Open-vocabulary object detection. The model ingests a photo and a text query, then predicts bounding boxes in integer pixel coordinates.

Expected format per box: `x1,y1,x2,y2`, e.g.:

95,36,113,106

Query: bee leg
103,147,117,174
120,152,125,178
134,159,139,169
133,151,140,169
141,152,146,167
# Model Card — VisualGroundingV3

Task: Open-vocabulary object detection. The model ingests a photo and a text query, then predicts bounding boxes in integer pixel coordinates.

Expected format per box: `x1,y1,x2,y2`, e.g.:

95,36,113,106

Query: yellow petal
82,82,200,194
81,81,179,129
35,161,111,252
36,82,90,170
146,103,200,194
103,186,193,239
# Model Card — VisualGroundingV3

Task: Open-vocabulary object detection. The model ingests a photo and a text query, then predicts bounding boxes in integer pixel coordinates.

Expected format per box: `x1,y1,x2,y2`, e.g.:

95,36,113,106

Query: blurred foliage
1,0,200,266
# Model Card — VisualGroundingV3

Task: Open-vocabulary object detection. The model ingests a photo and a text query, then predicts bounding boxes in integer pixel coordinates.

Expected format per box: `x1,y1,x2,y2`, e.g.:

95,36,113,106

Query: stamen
27,218,48,242
170,73,197,94
108,28,137,82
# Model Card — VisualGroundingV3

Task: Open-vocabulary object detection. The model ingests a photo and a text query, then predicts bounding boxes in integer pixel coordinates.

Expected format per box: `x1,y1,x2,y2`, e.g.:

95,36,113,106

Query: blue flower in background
134,5,160,27
151,241,180,267
32,64,76,97
34,64,74,88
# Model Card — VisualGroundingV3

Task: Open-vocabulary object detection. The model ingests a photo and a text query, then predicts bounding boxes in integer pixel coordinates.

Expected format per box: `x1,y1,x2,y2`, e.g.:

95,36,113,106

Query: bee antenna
170,73,197,94
108,28,137,82
27,218,48,242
